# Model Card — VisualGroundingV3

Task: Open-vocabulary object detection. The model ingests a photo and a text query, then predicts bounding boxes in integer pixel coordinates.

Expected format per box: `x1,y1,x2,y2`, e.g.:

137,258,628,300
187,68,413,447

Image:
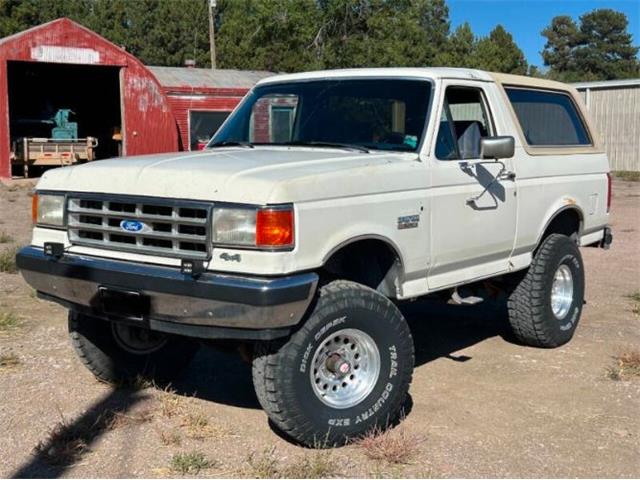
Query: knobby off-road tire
69,311,199,384
252,280,414,447
507,233,585,348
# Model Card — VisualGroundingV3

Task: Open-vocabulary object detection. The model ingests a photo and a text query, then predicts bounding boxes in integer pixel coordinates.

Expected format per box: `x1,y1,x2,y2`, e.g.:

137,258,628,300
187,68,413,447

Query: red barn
0,18,271,179
150,67,272,151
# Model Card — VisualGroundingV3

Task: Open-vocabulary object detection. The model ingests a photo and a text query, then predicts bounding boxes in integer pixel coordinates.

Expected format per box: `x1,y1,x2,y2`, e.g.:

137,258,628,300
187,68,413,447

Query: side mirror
480,136,515,160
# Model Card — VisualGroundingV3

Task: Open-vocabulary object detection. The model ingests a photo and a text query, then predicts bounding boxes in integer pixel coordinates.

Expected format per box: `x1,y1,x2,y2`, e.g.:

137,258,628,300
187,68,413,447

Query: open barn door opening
7,61,122,177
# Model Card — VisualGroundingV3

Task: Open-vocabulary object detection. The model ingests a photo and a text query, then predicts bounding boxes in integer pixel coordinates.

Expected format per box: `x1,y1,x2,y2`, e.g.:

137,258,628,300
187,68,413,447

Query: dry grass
282,451,338,478
157,386,186,418
625,291,640,316
158,428,182,446
245,446,338,479
614,170,640,182
0,353,21,369
357,426,422,465
180,411,233,440
170,451,212,475
246,447,281,478
35,403,155,466
0,310,19,332
0,245,19,273
607,350,640,381
35,416,91,466
0,231,13,244
106,408,154,430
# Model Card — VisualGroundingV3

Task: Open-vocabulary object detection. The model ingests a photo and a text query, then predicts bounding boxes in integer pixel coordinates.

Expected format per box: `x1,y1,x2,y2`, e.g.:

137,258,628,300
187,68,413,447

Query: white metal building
573,79,640,172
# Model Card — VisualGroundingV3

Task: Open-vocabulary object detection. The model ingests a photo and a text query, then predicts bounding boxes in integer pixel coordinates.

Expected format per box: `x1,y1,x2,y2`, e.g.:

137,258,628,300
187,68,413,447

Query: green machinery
11,108,97,177
51,109,79,140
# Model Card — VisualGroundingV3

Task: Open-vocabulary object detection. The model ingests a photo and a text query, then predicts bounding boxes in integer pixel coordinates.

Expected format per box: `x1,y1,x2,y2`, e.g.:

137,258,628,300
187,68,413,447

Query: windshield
209,79,432,153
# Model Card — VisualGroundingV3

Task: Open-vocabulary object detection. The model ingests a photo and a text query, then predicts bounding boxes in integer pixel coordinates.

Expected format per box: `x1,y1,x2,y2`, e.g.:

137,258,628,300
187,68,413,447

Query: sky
448,0,640,68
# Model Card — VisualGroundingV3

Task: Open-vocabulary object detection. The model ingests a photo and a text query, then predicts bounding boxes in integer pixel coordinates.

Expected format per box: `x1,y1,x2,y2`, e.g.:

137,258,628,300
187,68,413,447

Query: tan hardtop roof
490,72,578,94
489,72,602,155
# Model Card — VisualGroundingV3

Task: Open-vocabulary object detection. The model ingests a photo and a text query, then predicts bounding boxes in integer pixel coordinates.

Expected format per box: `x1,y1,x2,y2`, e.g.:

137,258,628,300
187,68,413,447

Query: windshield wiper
284,141,369,153
208,141,254,148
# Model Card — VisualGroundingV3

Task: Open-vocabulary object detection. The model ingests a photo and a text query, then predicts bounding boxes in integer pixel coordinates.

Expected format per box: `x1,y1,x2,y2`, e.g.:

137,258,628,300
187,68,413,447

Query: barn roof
149,66,273,91
572,78,640,90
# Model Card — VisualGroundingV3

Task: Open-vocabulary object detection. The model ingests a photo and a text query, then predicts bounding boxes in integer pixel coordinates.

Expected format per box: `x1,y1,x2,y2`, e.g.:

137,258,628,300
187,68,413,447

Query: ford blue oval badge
120,220,145,233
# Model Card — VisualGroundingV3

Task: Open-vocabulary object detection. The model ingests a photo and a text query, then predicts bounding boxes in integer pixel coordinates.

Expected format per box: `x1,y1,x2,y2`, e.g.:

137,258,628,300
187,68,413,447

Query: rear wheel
252,280,414,447
507,234,585,348
69,311,199,384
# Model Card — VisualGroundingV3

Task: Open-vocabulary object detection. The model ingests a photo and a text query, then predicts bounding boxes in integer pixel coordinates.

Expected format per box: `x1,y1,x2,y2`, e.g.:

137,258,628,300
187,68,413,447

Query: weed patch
0,311,19,331
106,408,154,430
170,451,212,475
35,417,90,466
607,350,640,381
246,447,280,478
0,353,20,369
357,425,422,465
0,232,13,244
158,428,182,446
283,451,338,478
0,246,19,273
625,291,640,316
246,446,338,478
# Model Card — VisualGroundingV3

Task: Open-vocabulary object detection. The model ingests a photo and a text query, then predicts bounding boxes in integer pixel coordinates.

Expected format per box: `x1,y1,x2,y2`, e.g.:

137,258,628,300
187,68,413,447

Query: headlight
32,193,66,227
212,206,294,249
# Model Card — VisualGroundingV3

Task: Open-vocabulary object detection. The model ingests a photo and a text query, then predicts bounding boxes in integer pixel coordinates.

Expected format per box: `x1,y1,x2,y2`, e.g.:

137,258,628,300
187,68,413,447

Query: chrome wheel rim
111,323,167,355
551,264,574,320
310,328,380,409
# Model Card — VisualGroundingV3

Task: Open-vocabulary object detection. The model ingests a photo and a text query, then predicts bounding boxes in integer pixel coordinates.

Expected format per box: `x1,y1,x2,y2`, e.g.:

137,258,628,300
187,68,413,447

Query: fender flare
534,205,585,248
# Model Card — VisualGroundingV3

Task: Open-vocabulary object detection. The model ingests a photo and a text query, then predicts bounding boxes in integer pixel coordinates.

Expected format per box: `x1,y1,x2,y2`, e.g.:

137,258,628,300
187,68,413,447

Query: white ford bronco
17,68,612,446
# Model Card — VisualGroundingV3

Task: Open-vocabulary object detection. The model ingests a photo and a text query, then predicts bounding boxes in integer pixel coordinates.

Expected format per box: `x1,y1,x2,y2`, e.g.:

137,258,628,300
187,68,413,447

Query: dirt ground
0,178,638,478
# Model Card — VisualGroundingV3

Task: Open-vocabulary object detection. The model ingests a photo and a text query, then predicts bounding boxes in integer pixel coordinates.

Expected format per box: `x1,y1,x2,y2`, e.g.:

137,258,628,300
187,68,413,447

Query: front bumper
16,246,318,340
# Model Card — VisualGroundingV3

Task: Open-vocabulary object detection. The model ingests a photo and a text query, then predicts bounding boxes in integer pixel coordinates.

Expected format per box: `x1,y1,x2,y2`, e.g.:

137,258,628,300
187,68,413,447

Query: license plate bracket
98,286,150,321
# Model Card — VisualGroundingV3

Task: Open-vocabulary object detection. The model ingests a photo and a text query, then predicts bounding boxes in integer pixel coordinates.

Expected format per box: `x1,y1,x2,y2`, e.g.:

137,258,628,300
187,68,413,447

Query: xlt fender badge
397,214,420,230
220,252,241,262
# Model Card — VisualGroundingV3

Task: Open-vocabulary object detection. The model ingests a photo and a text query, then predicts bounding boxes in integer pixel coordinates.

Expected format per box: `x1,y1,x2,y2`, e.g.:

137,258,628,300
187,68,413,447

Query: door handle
499,170,516,181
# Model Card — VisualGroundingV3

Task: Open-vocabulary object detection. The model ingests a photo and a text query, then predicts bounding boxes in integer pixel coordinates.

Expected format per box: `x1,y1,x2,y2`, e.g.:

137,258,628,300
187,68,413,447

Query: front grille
67,195,212,259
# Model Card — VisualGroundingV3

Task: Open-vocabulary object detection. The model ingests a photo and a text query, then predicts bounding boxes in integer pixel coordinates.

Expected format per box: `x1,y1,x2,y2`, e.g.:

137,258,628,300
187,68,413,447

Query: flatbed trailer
11,137,97,177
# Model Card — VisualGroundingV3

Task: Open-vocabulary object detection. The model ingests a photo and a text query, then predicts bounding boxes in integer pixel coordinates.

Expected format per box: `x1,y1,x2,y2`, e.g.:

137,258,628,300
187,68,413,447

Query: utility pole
209,0,217,69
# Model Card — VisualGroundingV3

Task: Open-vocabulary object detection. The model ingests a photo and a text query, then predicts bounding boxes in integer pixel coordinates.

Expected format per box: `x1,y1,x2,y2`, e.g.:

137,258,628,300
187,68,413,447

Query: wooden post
209,0,217,69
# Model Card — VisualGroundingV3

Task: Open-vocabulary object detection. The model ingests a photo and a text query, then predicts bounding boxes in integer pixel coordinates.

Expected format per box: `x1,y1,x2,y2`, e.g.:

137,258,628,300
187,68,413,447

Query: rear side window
505,88,591,146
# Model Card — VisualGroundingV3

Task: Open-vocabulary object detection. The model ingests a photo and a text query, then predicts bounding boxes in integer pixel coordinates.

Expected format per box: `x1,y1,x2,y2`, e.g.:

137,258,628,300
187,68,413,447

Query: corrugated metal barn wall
577,83,640,172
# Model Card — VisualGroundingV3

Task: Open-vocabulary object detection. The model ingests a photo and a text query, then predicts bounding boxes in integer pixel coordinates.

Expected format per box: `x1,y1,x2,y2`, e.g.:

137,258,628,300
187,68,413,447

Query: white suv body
28,68,610,295
17,68,611,447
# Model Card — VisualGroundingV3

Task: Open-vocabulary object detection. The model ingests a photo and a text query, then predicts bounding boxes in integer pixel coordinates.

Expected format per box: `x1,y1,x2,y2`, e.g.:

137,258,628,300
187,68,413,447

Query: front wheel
507,233,585,348
252,280,414,447
69,312,199,384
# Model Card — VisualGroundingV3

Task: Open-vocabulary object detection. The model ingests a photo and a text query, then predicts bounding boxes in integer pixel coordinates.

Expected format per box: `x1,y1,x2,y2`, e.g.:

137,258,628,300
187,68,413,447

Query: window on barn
271,106,295,143
505,88,591,146
249,94,299,143
190,111,230,150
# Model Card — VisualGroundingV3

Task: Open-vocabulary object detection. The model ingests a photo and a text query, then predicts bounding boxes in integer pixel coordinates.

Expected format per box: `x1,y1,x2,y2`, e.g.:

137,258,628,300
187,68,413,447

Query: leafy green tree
473,25,528,74
437,22,475,67
317,0,436,68
541,15,580,74
577,9,639,80
542,8,639,81
217,0,320,72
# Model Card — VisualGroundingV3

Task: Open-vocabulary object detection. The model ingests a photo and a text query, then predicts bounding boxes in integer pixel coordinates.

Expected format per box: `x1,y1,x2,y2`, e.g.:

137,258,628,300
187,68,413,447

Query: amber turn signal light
31,193,38,224
256,208,294,248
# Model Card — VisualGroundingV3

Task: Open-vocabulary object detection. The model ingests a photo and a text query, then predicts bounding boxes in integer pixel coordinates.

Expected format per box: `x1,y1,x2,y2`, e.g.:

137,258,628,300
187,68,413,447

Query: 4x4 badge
220,252,241,262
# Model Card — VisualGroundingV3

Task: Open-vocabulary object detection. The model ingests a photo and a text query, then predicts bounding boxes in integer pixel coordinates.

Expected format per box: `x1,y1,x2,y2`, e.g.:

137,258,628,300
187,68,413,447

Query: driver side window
435,86,494,160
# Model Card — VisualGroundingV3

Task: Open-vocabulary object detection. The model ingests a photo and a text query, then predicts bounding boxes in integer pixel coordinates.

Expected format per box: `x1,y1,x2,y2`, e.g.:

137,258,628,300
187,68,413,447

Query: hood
36,147,424,204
